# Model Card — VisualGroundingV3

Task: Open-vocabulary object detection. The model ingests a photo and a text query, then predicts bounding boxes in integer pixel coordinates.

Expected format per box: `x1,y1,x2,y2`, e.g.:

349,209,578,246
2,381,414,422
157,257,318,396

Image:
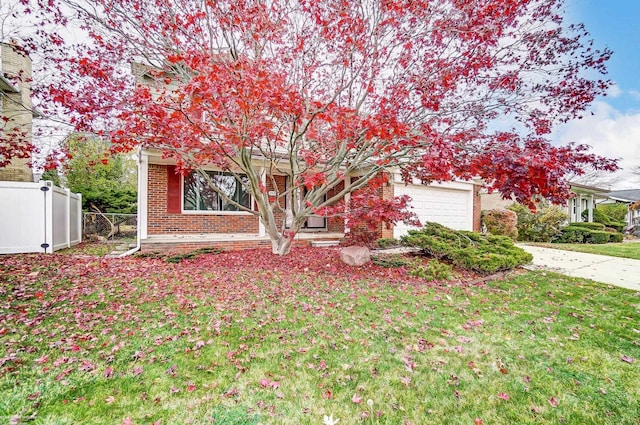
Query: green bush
409,259,453,281
553,224,623,244
584,208,626,233
553,225,591,243
609,232,624,243
376,238,400,249
570,221,606,230
482,209,518,239
508,202,567,242
372,254,412,268
588,230,611,244
401,222,532,274
599,203,629,222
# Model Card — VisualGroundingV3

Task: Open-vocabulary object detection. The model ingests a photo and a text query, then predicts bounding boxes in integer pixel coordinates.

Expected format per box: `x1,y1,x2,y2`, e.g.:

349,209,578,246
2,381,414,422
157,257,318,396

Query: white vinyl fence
0,181,82,254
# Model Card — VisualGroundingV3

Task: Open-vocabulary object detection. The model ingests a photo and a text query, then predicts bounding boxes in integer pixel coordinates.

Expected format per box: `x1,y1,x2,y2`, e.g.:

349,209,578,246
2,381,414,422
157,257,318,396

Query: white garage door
393,182,473,239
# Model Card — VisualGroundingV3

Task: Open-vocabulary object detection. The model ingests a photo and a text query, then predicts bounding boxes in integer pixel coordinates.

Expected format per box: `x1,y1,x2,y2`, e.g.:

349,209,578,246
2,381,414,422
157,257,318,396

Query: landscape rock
340,246,371,266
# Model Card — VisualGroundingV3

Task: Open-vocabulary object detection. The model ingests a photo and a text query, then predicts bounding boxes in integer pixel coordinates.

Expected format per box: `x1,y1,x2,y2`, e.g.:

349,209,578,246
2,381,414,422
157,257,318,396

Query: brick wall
147,164,260,234
147,164,346,235
326,181,345,233
379,178,395,239
473,183,482,232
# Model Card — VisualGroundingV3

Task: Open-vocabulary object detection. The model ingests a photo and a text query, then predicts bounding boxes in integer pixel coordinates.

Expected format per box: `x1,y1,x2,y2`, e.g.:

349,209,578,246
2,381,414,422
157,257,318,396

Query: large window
183,171,251,212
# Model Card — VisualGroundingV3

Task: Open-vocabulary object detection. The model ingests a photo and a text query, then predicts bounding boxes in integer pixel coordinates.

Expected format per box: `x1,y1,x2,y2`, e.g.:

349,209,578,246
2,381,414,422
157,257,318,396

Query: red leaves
620,355,635,364
104,366,114,378
258,378,280,389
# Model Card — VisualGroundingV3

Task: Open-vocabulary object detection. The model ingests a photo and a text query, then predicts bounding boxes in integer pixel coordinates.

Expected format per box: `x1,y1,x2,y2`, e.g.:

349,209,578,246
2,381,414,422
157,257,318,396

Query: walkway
519,245,640,292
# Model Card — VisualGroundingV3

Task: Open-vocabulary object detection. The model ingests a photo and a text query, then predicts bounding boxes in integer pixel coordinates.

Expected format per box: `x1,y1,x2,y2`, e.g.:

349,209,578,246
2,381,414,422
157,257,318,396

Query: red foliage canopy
23,0,618,252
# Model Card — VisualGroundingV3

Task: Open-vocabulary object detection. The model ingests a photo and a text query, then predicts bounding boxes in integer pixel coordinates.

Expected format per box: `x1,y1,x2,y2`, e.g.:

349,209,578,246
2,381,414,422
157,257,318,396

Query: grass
1,248,639,424
528,241,640,260
56,242,117,257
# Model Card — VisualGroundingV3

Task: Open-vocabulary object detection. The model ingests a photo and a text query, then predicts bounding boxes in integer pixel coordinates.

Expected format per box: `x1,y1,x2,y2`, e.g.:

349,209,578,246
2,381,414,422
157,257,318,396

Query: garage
392,179,476,239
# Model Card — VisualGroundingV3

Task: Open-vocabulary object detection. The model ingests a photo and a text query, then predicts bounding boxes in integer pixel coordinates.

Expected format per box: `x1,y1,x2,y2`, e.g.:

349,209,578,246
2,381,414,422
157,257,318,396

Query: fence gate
0,181,82,254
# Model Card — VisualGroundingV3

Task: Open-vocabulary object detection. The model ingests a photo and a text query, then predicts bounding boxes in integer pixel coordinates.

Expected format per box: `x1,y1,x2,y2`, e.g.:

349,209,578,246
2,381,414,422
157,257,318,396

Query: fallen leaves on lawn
620,355,635,364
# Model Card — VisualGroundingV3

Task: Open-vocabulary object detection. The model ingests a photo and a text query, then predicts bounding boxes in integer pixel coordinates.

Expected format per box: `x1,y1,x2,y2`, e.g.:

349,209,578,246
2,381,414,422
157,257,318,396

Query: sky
554,0,640,189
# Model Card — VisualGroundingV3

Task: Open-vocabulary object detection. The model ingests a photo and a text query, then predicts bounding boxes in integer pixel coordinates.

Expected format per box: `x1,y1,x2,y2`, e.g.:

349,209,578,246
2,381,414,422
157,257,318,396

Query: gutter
117,147,143,257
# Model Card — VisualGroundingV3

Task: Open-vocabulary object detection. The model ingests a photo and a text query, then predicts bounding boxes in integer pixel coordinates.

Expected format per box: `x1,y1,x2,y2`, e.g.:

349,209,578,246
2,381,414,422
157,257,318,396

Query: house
480,182,609,223
0,41,36,182
566,182,610,223
130,62,481,253
604,189,640,229
137,149,482,252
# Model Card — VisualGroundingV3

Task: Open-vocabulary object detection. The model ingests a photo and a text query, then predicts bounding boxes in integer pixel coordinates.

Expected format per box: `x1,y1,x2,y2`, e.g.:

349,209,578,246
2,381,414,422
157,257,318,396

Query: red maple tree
28,0,617,254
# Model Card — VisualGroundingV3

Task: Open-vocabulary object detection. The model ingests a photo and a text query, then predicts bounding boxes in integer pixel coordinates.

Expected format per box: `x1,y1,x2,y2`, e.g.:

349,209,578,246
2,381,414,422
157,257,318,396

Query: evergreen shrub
401,222,532,274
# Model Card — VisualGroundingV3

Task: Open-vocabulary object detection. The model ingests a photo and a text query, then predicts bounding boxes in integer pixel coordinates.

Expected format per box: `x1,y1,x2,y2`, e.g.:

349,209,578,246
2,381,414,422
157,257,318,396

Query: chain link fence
83,212,137,241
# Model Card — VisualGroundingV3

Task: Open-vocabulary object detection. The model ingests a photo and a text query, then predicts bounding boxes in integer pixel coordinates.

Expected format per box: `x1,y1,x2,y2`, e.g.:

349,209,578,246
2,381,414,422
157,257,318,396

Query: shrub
482,209,518,239
376,238,400,249
570,222,605,230
372,254,412,268
409,259,453,281
588,230,611,244
508,202,567,242
401,222,532,274
609,232,624,243
553,224,623,244
553,225,591,243
584,207,627,233
598,203,629,222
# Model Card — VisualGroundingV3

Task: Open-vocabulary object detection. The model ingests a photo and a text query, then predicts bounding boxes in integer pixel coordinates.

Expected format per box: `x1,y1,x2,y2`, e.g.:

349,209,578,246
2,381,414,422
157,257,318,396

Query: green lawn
529,241,640,260
1,248,639,424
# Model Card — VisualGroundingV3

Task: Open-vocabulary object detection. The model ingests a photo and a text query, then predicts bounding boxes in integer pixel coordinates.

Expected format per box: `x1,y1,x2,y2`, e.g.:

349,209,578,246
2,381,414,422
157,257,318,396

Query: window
183,171,251,211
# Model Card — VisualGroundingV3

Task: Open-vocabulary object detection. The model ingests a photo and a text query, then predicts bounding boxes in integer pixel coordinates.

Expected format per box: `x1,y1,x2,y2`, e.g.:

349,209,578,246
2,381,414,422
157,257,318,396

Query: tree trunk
271,235,293,256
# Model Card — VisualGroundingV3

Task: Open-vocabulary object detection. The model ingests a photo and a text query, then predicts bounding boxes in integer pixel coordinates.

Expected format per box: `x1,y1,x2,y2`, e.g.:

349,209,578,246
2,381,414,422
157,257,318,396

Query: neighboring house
0,41,36,182
137,149,482,252
566,182,610,223
604,189,640,229
480,182,609,224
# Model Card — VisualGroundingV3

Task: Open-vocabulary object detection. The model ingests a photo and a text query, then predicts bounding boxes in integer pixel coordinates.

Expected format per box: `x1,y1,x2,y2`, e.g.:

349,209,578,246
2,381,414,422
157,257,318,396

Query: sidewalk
519,245,640,292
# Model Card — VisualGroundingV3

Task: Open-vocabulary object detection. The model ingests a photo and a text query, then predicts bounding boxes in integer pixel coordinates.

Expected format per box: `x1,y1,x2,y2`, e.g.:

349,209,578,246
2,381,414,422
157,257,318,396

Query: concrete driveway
519,245,640,291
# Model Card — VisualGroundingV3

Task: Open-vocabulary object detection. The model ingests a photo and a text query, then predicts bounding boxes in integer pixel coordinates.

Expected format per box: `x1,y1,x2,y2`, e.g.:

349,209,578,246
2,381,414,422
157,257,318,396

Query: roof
608,189,640,203
568,182,610,196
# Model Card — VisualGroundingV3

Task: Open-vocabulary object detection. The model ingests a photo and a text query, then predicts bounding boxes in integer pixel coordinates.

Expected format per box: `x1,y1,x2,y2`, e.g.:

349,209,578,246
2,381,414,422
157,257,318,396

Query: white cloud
553,100,640,189
607,83,622,97
629,90,640,101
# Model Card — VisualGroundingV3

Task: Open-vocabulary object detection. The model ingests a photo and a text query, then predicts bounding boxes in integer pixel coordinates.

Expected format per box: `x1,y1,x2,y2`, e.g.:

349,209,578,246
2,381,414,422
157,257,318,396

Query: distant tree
30,0,618,254
63,134,137,213
40,168,62,186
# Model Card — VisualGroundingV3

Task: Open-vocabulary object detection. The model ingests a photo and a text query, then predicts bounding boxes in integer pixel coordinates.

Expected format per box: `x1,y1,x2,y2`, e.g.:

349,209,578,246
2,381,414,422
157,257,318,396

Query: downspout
118,148,142,257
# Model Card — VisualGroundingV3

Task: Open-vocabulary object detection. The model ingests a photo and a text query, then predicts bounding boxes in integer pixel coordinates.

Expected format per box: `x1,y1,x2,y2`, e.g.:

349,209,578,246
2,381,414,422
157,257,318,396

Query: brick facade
146,164,346,237
147,164,260,235
473,184,482,232
143,162,481,251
